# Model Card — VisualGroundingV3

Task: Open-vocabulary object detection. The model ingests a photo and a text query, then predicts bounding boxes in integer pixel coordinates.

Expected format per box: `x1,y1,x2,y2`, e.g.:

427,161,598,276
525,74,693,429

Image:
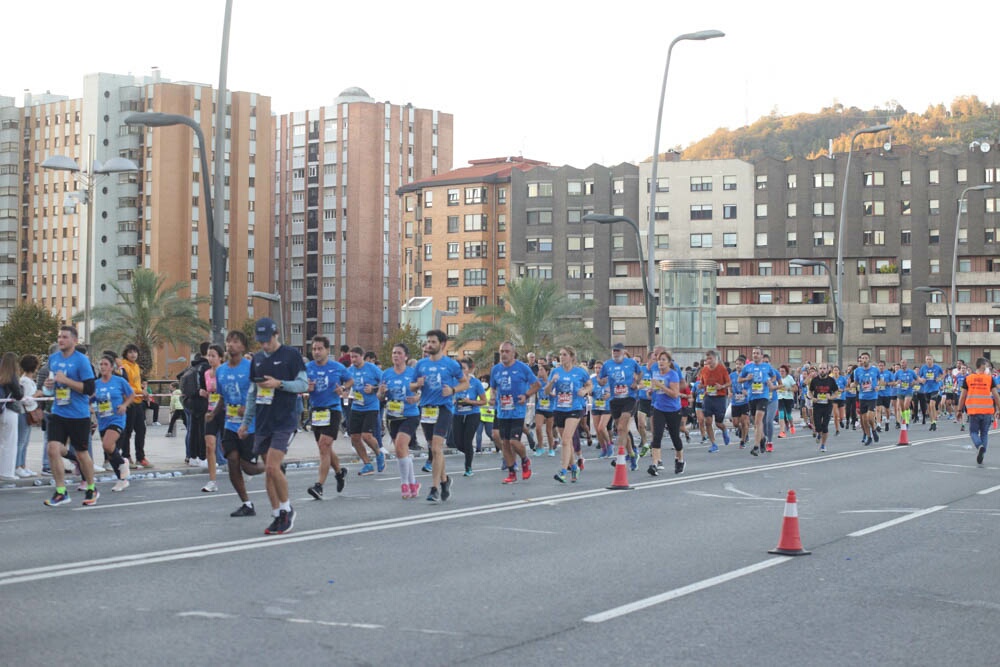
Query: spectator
15,355,40,478
165,382,185,437
0,351,25,481
143,380,161,425
117,344,148,466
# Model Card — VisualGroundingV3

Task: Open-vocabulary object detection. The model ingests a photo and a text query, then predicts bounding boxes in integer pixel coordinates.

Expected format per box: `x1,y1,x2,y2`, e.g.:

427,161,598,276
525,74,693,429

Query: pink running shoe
401,484,411,499
408,483,421,498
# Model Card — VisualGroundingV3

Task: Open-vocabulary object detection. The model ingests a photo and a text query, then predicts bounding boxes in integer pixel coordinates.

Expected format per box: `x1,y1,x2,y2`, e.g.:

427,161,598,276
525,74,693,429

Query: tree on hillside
453,277,604,368
84,268,210,376
0,302,61,358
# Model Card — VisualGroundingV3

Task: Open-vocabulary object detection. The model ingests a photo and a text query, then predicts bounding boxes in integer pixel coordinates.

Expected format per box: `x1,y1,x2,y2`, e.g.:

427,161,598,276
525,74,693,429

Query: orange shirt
120,358,144,402
698,364,730,397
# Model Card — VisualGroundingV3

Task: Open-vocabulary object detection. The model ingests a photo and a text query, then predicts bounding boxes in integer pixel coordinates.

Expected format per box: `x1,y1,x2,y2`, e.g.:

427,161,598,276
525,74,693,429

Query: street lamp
951,184,992,357
583,213,654,347
790,259,840,361
40,148,139,343
915,286,955,365
648,29,724,343
124,112,227,345
250,291,284,342
835,123,891,367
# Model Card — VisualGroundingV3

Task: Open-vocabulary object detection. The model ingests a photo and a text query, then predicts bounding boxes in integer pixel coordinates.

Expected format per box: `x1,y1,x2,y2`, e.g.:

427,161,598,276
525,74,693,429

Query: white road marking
929,470,961,475
977,484,1000,495
485,526,556,534
840,509,923,514
289,618,384,630
177,611,236,619
848,506,947,537
582,557,792,623
71,489,267,510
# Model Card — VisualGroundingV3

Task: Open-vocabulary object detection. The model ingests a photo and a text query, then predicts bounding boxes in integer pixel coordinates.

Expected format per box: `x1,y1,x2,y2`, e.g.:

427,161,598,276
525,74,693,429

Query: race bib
312,409,331,427
97,400,113,417
817,393,829,404
208,392,221,412
538,396,551,410
387,400,404,418
877,382,885,390
641,379,652,390
862,382,872,392
706,385,717,394
594,399,606,410
901,382,909,389
557,392,573,408
352,389,364,403
55,387,71,406
256,386,274,405
420,405,439,424
925,372,934,379
751,382,763,393
226,404,241,423
614,384,628,398
500,394,514,410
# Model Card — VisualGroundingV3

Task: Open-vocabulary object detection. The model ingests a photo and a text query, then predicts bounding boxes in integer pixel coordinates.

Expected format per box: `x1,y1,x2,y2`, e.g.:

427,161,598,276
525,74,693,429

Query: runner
43,326,98,507
533,359,555,456
894,359,917,430
876,360,895,432
305,336,350,500
729,357,750,448
777,365,797,438
635,353,652,454
544,347,591,483
830,366,844,435
807,363,840,452
217,330,266,518
599,343,643,469
239,318,308,535
916,354,944,431
379,343,421,498
738,347,779,456
590,361,612,457
648,350,684,475
92,355,133,492
347,347,385,476
200,344,225,493
853,352,881,446
452,358,485,477
490,341,540,485
477,379,499,454
412,330,467,502
697,350,731,452
957,357,1000,464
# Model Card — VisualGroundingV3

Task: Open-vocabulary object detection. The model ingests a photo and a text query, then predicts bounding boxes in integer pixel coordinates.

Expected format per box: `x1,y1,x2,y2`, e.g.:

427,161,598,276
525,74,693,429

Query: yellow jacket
120,358,143,403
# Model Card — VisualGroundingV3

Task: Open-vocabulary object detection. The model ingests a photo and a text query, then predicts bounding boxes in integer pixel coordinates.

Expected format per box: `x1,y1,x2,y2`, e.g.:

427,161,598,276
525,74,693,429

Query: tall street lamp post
789,259,839,361
124,112,227,345
951,184,993,361
915,286,955,365
40,147,139,343
835,123,891,366
583,213,653,348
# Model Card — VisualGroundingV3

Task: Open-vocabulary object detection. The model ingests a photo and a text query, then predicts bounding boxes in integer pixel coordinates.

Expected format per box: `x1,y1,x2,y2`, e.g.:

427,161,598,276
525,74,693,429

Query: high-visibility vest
481,387,495,423
964,373,995,415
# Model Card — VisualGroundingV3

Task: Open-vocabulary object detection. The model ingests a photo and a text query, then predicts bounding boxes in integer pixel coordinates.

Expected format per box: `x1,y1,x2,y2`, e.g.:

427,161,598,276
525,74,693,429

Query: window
567,209,582,224
813,202,835,216
755,204,767,218
724,319,739,334
567,181,583,196
928,169,939,184
957,168,967,183
813,231,834,246
655,234,670,249
497,188,506,204
988,199,1000,214
863,318,888,334
901,229,911,245
464,296,487,313
690,204,713,220
464,214,487,231
726,291,741,305
612,234,624,250
929,318,942,334
613,178,625,194
901,318,912,334
958,228,968,245
447,269,459,286
526,264,553,279
786,232,797,248
527,182,553,197
689,233,713,248
788,290,803,303
424,191,433,208
756,233,768,247
987,228,999,243
758,262,773,276
813,173,835,188
497,241,506,258
723,175,737,191
423,272,432,288
447,216,459,233
424,218,433,235
901,170,911,186
958,259,971,273
863,230,885,246
859,289,869,304
464,269,487,286
723,204,737,219
690,176,713,192
611,320,626,335
787,321,801,334
568,265,582,280
423,244,433,261
813,320,834,334
930,259,940,274
863,201,885,216
567,236,582,251
929,200,940,215
525,237,552,253
787,174,797,189
756,175,768,190
447,242,459,259
873,288,890,304
723,233,737,248
900,200,911,216
987,289,1000,303
757,321,771,334
759,292,773,304
863,171,885,187
957,288,971,302
447,189,459,205
526,210,552,225
901,259,911,275
464,187,484,204
928,228,939,244
464,241,488,258
787,203,797,217
653,205,669,221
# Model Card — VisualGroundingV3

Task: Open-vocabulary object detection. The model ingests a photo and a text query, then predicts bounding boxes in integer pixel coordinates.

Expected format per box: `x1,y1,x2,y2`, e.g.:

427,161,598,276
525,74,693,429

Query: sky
3,0,997,169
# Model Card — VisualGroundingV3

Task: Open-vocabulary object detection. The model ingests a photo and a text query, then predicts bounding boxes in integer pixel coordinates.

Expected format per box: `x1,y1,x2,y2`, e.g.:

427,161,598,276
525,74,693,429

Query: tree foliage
377,323,424,367
0,302,61,358
453,277,604,368
239,319,262,354
84,268,210,377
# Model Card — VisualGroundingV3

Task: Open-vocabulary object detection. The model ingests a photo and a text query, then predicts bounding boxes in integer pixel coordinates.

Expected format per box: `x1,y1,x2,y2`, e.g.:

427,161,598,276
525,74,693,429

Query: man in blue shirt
894,359,918,429
853,352,881,445
306,336,351,500
347,346,384,476
43,326,98,507
598,343,643,469
738,347,779,455
916,354,945,431
876,360,896,432
491,341,541,484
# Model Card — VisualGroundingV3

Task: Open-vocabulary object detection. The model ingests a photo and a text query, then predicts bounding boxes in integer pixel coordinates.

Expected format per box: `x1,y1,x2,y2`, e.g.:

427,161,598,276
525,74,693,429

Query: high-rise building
0,96,21,322
273,88,452,353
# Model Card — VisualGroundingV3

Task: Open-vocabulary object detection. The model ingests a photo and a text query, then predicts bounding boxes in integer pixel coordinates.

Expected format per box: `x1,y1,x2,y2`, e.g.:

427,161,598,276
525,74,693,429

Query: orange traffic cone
993,417,998,430
607,446,632,490
768,490,811,556
896,421,910,446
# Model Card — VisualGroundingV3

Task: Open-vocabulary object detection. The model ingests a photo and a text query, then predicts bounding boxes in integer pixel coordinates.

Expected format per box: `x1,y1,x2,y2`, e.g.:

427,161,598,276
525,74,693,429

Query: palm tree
453,277,605,367
83,269,211,376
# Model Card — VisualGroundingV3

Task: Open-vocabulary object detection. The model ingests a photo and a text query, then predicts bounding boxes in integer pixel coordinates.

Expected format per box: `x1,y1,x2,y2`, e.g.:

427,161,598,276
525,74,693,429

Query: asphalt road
2,420,999,666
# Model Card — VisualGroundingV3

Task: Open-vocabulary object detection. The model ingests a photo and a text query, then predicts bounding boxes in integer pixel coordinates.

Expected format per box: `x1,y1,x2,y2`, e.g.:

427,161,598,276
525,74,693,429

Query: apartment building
0,96,20,322
273,87,452,353
398,156,544,355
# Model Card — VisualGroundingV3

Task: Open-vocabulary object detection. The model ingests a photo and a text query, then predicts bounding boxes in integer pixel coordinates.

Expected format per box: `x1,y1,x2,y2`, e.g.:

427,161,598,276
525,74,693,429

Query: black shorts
923,392,940,405
832,399,846,406
206,409,225,437
944,392,958,403
731,403,749,418
99,424,122,439
859,399,878,414
421,407,454,442
221,428,256,462
877,396,893,409
535,409,554,419
637,398,652,414
388,416,420,441
681,406,694,420
496,417,525,442
47,414,91,452
349,410,378,435
749,398,769,414
610,397,636,421
553,410,583,429
310,406,341,441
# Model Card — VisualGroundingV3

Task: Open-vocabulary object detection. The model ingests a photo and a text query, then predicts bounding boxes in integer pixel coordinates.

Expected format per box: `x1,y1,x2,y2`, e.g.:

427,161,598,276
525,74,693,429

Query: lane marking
582,557,791,623
485,526,557,534
71,489,268,510
847,506,947,537
977,484,1000,495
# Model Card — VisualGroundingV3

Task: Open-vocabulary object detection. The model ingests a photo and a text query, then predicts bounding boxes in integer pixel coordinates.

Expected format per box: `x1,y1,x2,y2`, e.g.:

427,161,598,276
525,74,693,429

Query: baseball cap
255,317,278,342
612,343,626,351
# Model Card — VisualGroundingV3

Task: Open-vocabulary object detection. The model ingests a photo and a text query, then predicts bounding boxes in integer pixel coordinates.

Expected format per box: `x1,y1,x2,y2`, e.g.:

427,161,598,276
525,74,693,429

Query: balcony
608,305,645,318
716,274,828,289
866,272,900,287
608,277,642,290
868,303,900,317
955,271,1000,287
956,332,1000,346
926,303,1000,317
717,303,829,318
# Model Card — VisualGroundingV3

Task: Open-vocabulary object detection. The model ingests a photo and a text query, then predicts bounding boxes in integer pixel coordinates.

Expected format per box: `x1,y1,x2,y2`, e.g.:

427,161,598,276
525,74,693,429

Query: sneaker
138,459,152,468
819,444,826,453
41,468,53,477
92,462,105,473
264,514,282,535
308,482,324,500
674,459,685,475
230,503,256,517
875,425,882,433
153,421,162,426
639,443,651,458
765,442,774,453
656,461,665,470
426,487,439,503
502,472,517,484
872,430,879,443
961,424,966,432
376,452,386,473
112,479,130,492
276,508,296,534
401,483,411,498
165,432,175,437
751,446,760,456
44,491,71,507
77,481,89,492
707,443,719,453
440,476,452,501
647,464,659,477
554,471,567,483
684,432,691,443
570,466,578,483
548,449,556,457
421,461,433,473
628,455,638,471
977,446,986,464
408,483,421,498
722,429,730,446
535,448,548,457
358,463,375,476
778,431,786,439
82,488,99,506
335,467,347,493
790,425,796,435
463,468,474,477
521,458,532,480
929,422,937,432
202,480,218,493
577,457,585,472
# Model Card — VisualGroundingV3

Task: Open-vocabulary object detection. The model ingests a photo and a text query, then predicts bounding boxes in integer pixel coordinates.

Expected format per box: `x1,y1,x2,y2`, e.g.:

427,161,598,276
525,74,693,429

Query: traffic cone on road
607,446,632,490
896,421,910,446
993,417,998,430
768,490,811,556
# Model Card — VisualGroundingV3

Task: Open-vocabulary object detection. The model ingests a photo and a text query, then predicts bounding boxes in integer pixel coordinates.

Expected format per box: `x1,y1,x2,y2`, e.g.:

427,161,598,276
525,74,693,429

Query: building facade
0,96,22,322
273,88,452,353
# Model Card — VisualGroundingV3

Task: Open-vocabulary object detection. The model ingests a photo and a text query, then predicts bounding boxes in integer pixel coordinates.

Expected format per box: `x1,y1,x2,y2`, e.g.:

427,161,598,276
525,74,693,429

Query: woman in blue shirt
650,350,684,475
544,347,591,483
590,362,612,458
452,358,486,477
378,344,422,499
93,355,133,492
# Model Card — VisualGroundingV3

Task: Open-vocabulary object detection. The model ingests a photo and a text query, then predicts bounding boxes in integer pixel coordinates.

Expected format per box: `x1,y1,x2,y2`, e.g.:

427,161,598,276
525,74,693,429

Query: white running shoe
111,479,130,492
202,480,218,493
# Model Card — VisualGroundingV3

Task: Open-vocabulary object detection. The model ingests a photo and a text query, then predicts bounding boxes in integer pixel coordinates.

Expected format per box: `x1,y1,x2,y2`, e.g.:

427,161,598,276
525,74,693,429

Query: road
1,421,998,666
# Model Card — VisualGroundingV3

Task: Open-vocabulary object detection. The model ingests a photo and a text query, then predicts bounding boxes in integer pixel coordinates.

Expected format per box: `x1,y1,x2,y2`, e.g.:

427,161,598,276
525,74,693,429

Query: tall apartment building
398,156,544,355
0,96,20,322
508,163,642,352
273,87,452,353
18,72,272,371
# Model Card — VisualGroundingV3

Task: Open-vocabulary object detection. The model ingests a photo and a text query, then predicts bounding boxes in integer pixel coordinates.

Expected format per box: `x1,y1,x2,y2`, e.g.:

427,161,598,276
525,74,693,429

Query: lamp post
583,213,654,347
648,29,724,341
40,147,139,343
250,291,284,342
834,123,891,367
951,184,993,359
789,259,839,361
915,286,955,365
124,112,226,345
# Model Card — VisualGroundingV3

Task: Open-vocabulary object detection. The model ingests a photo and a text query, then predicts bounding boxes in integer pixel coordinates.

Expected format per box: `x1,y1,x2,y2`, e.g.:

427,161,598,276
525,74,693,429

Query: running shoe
521,458,532,480
264,514,282,535
76,482,88,492
656,461,665,470
577,457,585,472
44,491,71,507
138,459,152,468
270,508,295,535
707,443,719,453
376,452,386,473
790,425,796,435
722,429,730,446
426,487,440,503
554,471,567,483
570,466,578,483
548,449,556,457
308,482,324,500
502,472,517,484
765,442,774,453
112,479,130,492
82,488,99,506
739,441,746,450
628,455,638,471
819,444,826,453
440,476,451,501
639,443,651,458
674,459,685,475
647,464,659,477
358,463,375,476
684,432,690,443
535,448,549,457
751,446,760,456
408,483,421,498
202,480,218,493
335,468,347,493
961,424,966,432
231,503,256,517
778,431,786,439
464,468,474,477
872,430,879,443
977,446,986,464
875,425,882,433
401,484,411,498
421,461,433,473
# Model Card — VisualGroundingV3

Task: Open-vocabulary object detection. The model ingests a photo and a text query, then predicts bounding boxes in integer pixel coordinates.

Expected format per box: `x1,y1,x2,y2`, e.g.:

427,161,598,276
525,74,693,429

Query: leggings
845,397,858,425
778,398,795,422
452,413,480,470
651,408,683,452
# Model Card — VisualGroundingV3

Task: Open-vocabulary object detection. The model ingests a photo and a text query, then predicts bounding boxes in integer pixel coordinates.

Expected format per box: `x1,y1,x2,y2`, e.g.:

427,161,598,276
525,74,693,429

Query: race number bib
312,409,331,427
208,392,221,412
538,396,551,411
256,387,274,405
816,393,829,404
387,400,404,418
557,392,573,409
352,389,364,403
500,394,514,410
226,404,241,423
420,405,439,424
862,382,872,392
925,372,934,379
751,382,763,393
706,385,717,395
594,399,606,410
641,379,652,390
97,400,113,417
614,384,629,398
55,387,71,406
900,382,910,390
